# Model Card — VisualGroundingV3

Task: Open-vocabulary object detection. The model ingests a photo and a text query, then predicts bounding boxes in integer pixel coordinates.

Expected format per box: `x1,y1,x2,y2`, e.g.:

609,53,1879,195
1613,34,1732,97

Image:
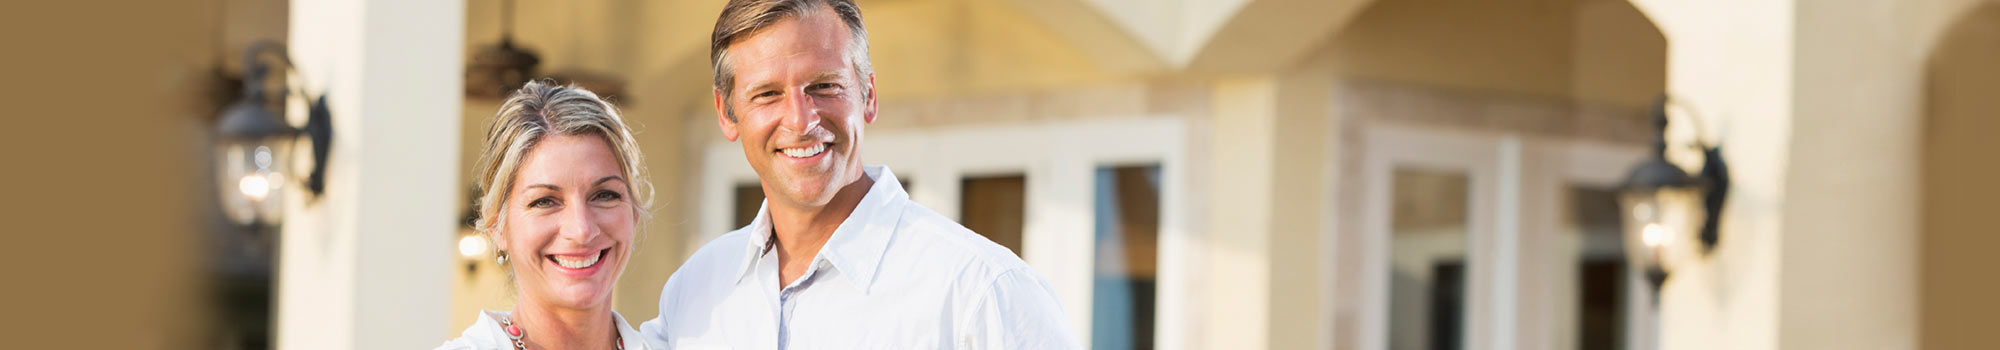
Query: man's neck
767,172,876,287
511,296,617,350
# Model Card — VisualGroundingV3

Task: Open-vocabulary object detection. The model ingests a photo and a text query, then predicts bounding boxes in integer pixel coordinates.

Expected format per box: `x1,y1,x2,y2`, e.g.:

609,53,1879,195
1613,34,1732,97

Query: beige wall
1316,0,1664,109
280,0,464,348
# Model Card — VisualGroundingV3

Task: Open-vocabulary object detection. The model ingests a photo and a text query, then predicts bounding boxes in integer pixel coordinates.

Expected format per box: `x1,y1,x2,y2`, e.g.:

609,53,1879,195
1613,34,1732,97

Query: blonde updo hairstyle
473,80,653,254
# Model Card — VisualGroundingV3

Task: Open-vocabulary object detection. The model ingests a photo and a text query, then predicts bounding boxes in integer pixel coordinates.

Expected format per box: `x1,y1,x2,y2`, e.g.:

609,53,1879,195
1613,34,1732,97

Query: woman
440,81,654,350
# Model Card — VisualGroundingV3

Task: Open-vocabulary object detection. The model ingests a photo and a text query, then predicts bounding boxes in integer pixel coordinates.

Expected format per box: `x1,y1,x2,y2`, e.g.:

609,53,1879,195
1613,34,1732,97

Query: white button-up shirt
437,310,651,350
640,165,1080,349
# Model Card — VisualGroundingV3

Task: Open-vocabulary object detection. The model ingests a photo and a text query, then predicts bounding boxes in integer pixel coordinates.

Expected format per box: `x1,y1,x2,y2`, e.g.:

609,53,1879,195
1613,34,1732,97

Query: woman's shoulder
435,310,512,350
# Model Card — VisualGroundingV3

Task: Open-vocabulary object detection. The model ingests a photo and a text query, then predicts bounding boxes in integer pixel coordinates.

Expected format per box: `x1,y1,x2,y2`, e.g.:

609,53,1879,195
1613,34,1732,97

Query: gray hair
709,0,873,121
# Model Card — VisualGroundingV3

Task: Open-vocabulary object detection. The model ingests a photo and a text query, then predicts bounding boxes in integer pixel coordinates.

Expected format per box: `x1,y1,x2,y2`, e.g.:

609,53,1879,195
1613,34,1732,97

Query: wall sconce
1618,96,1730,294
215,40,333,228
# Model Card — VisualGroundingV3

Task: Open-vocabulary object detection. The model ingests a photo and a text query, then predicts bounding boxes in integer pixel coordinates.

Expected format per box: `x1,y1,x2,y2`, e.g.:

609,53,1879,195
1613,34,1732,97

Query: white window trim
1349,123,1654,350
695,117,1193,349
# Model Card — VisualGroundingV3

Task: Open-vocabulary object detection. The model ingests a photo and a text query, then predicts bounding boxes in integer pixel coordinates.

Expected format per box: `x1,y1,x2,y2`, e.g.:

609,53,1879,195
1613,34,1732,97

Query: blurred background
8,0,1999,349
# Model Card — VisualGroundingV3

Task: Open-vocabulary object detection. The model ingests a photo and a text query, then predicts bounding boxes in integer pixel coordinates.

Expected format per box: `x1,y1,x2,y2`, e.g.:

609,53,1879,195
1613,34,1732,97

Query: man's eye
527,197,557,208
592,190,623,201
809,83,841,94
753,90,780,99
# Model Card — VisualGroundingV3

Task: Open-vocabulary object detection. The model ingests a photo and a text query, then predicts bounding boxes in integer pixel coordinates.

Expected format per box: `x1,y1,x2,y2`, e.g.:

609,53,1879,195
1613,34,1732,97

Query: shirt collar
734,165,907,294
474,310,650,350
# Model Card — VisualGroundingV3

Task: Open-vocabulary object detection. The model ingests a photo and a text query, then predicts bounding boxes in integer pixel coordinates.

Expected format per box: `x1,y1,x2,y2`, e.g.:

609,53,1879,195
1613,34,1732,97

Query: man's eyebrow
742,80,781,95
808,71,846,82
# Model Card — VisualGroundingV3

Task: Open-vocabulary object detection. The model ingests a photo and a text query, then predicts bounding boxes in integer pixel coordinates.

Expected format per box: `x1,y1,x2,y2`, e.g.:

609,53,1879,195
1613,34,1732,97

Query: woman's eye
527,197,557,209
592,190,623,202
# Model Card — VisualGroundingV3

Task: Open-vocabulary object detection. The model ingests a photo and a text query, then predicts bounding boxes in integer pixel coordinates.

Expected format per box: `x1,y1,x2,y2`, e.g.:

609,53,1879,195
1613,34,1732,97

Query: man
638,0,1079,348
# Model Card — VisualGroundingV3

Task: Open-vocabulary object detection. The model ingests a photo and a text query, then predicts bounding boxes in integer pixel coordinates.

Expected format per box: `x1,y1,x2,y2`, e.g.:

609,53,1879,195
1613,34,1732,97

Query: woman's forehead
513,134,624,189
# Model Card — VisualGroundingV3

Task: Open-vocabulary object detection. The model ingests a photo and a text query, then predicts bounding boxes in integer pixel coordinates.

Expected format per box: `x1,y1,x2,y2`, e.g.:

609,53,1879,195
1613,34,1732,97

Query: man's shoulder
887,202,1034,278
686,227,756,264
660,227,756,293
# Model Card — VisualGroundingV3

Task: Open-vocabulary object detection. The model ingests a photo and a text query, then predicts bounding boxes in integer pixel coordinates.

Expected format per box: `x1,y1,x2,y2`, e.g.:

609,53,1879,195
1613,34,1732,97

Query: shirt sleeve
637,278,675,349
957,267,1084,349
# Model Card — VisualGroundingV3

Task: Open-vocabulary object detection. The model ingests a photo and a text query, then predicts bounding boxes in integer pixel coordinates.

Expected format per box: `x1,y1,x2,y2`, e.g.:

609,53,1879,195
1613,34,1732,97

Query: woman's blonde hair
473,80,653,238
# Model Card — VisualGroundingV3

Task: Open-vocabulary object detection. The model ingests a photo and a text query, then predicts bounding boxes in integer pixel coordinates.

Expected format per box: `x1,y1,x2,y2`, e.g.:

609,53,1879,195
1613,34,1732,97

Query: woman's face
494,133,635,311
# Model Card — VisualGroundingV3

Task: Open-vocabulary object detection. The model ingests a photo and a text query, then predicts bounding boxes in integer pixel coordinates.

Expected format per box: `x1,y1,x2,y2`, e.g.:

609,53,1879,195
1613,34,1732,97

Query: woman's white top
436,310,651,350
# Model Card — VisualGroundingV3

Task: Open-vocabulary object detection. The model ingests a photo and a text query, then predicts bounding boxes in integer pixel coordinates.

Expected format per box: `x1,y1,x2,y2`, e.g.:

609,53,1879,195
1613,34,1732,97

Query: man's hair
709,0,872,121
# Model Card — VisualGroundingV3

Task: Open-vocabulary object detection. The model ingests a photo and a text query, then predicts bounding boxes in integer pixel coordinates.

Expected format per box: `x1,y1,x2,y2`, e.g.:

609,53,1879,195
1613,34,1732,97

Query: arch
1315,0,1671,350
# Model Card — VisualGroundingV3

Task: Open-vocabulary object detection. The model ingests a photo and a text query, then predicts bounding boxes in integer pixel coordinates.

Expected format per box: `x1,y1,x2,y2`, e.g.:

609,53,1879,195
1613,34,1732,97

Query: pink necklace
499,315,624,350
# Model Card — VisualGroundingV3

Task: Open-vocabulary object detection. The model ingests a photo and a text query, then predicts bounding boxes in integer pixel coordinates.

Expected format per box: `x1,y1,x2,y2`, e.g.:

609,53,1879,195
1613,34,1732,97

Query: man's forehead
725,11,853,72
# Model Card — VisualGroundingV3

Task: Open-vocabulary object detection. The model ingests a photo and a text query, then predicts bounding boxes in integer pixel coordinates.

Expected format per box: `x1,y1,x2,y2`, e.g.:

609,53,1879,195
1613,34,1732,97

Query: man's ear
715,87,739,142
862,73,878,124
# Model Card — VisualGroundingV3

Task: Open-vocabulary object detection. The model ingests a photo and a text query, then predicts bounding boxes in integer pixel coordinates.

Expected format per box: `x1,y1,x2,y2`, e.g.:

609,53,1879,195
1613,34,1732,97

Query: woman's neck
510,297,618,350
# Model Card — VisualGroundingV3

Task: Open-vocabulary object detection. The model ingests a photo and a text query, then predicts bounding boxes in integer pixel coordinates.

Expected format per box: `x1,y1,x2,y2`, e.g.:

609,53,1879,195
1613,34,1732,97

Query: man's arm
957,267,1083,349
637,277,675,349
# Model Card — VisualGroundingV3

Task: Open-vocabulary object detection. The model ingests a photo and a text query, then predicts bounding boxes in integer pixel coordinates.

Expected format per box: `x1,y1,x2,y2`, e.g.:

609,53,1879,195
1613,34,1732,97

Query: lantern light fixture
1618,96,1730,294
215,40,334,228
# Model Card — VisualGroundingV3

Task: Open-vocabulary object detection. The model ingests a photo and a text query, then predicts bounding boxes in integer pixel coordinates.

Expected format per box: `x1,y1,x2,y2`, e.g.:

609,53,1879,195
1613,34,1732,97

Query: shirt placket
773,252,828,350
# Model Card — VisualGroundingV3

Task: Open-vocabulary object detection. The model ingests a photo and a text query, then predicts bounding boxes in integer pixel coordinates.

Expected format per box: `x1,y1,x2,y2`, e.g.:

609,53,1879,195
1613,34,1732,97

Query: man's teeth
781,143,827,158
552,251,602,269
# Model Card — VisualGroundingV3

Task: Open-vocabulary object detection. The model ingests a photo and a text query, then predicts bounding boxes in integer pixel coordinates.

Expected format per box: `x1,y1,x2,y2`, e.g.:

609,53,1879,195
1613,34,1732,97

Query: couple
438,0,1078,349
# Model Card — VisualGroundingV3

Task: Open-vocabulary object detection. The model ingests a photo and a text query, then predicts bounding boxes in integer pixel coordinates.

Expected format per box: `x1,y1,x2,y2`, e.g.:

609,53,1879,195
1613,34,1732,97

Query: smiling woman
438,80,655,350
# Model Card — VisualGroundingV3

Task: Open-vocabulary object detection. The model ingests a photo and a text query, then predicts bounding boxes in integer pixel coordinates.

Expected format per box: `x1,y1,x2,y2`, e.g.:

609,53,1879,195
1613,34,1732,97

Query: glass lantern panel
216,137,292,226
217,141,257,225
1616,187,1703,273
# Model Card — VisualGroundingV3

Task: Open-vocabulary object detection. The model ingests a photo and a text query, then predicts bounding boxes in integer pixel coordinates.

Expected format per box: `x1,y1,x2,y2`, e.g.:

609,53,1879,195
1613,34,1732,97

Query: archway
1313,0,1669,349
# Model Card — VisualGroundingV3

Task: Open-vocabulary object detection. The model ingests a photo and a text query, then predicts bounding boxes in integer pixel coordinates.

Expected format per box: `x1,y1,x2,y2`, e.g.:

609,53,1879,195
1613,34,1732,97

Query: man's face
715,8,876,210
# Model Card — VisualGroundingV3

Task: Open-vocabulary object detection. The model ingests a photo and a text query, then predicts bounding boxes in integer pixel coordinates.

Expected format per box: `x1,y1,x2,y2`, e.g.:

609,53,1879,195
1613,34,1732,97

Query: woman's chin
539,283,614,309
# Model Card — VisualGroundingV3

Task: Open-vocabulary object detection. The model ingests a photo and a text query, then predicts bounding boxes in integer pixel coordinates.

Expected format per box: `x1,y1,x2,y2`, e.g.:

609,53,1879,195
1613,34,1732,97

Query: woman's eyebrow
522,176,623,192
594,175,626,187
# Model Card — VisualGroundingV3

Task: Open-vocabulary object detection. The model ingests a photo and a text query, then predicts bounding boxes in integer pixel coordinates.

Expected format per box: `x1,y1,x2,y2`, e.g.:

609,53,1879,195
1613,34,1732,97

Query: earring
496,250,508,265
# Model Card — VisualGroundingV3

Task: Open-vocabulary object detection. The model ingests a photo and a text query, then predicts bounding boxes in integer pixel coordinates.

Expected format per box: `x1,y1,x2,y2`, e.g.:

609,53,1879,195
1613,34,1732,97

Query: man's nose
781,90,822,133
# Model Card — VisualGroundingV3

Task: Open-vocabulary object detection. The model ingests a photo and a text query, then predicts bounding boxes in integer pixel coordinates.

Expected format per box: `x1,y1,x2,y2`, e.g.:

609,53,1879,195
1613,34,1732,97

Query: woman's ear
486,228,507,252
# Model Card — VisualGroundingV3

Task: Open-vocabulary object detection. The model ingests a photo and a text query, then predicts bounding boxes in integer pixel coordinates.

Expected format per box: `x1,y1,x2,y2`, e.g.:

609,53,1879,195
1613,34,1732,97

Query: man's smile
778,142,830,158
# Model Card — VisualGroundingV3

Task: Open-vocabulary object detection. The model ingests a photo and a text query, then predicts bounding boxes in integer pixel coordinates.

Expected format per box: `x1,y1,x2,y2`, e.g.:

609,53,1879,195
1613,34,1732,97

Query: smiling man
637,0,1079,349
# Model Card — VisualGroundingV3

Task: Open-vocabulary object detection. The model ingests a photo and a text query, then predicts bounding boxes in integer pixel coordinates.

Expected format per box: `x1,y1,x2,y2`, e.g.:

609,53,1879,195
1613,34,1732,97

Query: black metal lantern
216,41,334,228
1619,96,1729,293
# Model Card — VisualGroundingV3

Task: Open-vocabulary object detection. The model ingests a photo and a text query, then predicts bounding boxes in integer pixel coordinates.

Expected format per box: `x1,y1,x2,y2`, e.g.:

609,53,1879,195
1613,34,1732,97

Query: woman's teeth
781,143,827,158
551,250,603,269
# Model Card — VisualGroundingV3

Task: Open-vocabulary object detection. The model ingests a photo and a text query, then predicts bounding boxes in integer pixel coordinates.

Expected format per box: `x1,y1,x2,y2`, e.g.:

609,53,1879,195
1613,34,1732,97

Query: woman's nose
558,203,600,242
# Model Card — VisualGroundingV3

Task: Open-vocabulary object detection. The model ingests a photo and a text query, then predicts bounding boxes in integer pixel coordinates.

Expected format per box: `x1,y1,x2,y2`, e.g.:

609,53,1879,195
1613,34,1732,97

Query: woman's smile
545,248,612,278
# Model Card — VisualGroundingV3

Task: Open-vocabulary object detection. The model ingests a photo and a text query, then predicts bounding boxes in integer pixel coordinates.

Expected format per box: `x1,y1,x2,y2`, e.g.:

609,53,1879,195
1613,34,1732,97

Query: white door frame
1353,123,1652,350
696,117,1193,349
1357,123,1515,350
